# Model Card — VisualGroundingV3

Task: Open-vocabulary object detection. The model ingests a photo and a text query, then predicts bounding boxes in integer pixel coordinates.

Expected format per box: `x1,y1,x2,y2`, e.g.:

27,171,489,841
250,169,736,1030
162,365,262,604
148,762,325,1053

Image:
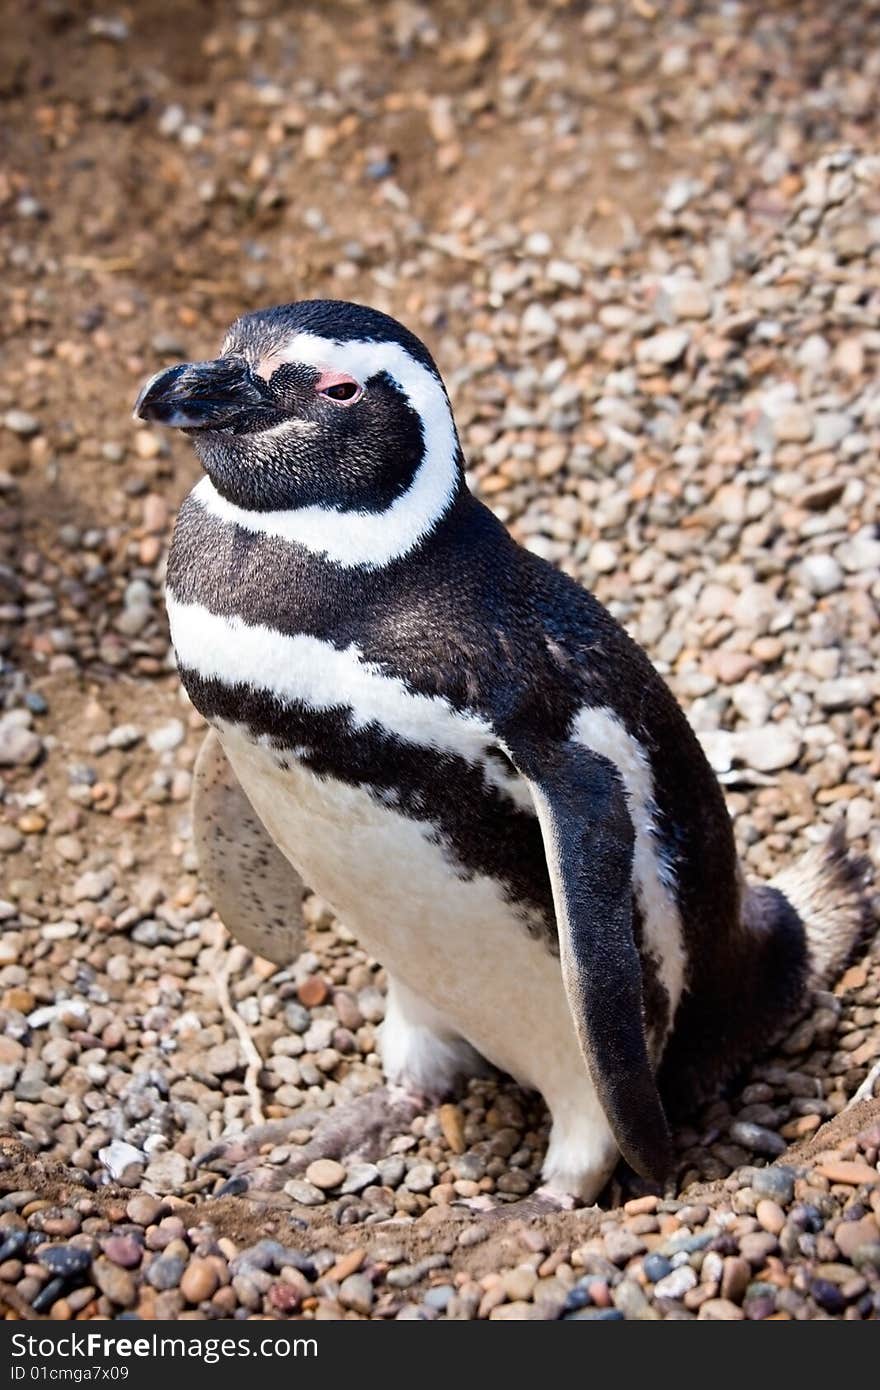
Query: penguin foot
465,1186,579,1224
196,1085,424,1200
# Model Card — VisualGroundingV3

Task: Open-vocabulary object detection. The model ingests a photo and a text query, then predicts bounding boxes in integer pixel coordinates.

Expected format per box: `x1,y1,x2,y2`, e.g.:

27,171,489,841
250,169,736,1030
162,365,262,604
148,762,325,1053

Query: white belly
218,724,583,1097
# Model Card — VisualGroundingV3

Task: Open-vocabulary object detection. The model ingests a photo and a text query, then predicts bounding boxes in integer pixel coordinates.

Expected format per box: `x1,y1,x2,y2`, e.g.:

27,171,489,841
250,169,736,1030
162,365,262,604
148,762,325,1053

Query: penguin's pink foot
196,1085,423,1201
465,1186,579,1224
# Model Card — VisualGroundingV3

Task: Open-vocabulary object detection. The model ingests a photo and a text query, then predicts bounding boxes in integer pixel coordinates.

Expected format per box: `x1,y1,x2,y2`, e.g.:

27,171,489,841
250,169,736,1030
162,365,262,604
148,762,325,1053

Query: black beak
134,357,273,430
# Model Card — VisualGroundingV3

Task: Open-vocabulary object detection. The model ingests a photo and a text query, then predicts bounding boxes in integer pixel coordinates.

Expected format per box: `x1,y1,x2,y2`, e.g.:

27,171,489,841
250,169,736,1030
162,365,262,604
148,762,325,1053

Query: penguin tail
767,820,873,987
661,823,873,1116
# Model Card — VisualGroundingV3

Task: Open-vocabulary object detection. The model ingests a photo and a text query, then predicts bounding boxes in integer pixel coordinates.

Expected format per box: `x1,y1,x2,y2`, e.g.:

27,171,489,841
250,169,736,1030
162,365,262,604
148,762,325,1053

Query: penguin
135,299,870,1206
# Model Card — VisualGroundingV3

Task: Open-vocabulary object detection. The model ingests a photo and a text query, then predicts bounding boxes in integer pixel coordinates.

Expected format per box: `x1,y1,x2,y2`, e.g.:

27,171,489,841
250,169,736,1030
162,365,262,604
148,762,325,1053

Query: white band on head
198,332,459,569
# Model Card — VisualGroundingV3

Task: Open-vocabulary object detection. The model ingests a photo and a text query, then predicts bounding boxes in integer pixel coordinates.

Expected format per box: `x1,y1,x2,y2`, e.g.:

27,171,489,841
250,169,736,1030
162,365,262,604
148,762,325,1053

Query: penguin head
134,300,462,515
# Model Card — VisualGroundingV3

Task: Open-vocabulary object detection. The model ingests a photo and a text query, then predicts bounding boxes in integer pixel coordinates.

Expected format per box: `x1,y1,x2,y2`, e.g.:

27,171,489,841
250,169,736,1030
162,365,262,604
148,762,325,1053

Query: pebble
37,1245,92,1278
815,678,874,711
102,1235,142,1268
438,1103,466,1154
143,1152,190,1190
604,1227,646,1265
751,1167,796,1203
126,1194,164,1226
92,1258,137,1307
340,1163,380,1194
756,1199,786,1235
305,1159,347,1191
834,1216,879,1259
338,1272,374,1314
146,1255,187,1291
699,1298,745,1320
284,1180,325,1205
729,1122,787,1158
653,1266,697,1301
180,1258,220,1303
720,1257,751,1303
0,718,42,767
815,1160,878,1186
404,1163,437,1193
636,329,690,365
798,554,844,597
147,720,185,753
3,409,40,437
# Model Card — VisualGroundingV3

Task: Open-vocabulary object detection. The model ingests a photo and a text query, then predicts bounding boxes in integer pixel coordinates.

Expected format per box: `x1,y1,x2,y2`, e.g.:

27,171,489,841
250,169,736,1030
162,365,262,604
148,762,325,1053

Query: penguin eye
315,372,362,406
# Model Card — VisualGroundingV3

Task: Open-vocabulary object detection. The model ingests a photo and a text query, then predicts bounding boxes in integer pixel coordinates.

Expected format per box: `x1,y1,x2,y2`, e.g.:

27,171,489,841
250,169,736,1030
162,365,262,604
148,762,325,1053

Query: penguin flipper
192,728,307,966
513,738,673,1184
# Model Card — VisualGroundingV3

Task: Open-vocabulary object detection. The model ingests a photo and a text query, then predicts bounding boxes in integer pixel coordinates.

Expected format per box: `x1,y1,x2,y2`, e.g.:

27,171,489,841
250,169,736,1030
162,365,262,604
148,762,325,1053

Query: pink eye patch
314,370,363,403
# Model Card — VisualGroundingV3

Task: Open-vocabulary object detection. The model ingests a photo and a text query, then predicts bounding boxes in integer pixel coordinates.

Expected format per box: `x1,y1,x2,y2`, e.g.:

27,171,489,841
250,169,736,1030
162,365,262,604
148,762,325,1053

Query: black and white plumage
136,299,869,1202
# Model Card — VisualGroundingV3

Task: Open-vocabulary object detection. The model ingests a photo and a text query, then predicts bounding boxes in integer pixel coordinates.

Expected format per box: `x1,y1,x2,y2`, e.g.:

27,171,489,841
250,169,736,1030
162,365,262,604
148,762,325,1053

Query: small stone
147,719,185,753
522,303,557,337
565,1307,625,1321
126,1194,164,1226
338,1272,374,1314
643,1253,673,1283
404,1162,437,1193
653,1265,697,1300
304,1159,346,1190
810,1278,846,1315
0,826,24,852
73,867,115,902
699,1298,745,1320
751,1167,796,1203
438,1103,465,1154
54,835,84,863
740,1232,778,1265
202,1041,242,1076
603,1226,646,1265
501,1265,537,1301
733,729,802,775
671,282,711,320
3,409,40,437
712,651,756,685
636,328,690,365
815,678,874,711
729,1123,787,1158
799,479,846,511
815,1160,878,1186
340,1163,380,1194
326,1250,365,1282
143,1151,190,1191
98,1142,145,1182
721,1256,751,1303
423,1284,454,1312
92,1257,137,1307
180,1257,220,1303
297,976,329,1007
302,125,335,160
852,1245,880,1271
798,554,844,597
756,1199,786,1236
0,720,42,767
102,1235,142,1269
107,724,142,749
613,1279,653,1318
834,1216,879,1259
37,1245,91,1278
146,1254,186,1291
774,407,813,443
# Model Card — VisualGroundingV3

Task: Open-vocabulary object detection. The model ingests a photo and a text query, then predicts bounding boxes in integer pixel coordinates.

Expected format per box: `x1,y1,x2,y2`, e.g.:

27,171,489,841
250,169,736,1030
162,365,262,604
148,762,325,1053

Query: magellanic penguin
136,300,870,1206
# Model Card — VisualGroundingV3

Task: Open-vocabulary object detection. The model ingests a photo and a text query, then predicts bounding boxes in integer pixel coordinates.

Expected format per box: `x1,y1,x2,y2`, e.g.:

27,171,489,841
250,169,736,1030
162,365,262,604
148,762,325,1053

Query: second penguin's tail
767,821,872,987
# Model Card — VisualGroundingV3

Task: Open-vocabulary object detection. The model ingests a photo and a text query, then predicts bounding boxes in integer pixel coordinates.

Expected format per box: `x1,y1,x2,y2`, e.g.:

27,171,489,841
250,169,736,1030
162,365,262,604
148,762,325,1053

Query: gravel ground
1,0,879,1320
